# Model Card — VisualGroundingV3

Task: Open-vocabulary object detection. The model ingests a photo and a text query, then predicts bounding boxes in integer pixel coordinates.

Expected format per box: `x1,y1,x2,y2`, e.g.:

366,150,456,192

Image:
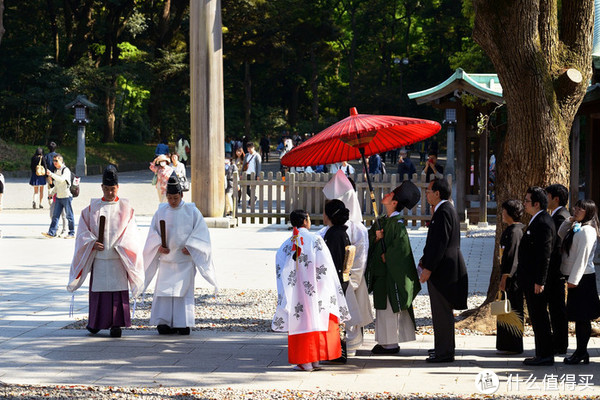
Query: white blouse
558,220,598,285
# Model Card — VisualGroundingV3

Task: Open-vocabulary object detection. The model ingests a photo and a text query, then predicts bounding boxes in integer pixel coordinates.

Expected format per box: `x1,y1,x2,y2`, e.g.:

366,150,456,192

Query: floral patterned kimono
272,227,350,364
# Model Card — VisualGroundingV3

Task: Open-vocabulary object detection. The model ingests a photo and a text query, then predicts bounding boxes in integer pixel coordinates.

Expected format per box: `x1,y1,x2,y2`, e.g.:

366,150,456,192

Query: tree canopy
0,0,490,145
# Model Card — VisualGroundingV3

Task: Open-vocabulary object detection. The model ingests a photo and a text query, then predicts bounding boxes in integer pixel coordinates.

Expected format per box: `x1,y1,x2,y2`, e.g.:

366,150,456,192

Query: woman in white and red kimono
272,209,349,371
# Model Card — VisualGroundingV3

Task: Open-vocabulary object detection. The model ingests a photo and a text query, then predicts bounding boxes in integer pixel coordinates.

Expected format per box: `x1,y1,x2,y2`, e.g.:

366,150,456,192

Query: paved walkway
0,172,599,396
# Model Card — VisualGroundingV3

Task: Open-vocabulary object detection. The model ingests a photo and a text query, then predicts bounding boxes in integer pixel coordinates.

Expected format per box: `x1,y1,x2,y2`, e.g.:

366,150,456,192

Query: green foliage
0,140,156,171
2,0,483,149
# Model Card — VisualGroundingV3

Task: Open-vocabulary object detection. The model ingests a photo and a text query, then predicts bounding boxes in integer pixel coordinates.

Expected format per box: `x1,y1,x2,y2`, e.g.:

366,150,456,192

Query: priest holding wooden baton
143,173,217,335
67,165,145,338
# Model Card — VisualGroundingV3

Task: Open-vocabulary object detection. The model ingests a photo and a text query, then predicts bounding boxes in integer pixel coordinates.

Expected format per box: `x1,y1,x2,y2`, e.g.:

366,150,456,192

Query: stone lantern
65,95,98,176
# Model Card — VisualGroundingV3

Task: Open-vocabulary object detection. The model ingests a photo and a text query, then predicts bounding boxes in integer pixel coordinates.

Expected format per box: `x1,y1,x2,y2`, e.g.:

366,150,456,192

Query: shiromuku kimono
143,201,217,329
272,227,350,364
67,197,144,330
321,170,373,351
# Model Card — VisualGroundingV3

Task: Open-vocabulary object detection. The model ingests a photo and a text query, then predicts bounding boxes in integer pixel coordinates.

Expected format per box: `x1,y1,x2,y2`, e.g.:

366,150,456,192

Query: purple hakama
87,274,131,329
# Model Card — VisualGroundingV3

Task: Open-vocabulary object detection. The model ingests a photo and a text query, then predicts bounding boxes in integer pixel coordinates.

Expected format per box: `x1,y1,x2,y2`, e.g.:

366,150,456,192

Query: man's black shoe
371,344,399,354
86,326,100,335
326,356,347,364
157,324,175,334
177,327,191,335
109,327,122,338
426,354,454,363
523,356,554,366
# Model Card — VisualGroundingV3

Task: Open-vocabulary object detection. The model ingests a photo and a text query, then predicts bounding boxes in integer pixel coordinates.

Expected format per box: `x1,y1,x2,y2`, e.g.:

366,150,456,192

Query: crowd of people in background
150,137,189,203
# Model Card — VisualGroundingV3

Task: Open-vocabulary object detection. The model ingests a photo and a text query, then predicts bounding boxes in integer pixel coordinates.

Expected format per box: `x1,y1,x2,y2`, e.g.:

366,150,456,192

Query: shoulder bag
35,157,46,176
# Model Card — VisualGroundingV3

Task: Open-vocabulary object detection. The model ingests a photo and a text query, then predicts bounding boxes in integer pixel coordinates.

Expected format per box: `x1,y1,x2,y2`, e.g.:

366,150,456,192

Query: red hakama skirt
287,314,341,364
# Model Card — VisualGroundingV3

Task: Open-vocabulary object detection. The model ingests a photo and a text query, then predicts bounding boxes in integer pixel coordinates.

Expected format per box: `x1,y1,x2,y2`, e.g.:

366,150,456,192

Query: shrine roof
408,68,503,105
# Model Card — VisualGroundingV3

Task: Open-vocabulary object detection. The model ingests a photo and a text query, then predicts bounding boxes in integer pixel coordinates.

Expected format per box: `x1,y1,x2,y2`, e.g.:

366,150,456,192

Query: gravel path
64,288,600,336
1,384,597,400
63,288,519,335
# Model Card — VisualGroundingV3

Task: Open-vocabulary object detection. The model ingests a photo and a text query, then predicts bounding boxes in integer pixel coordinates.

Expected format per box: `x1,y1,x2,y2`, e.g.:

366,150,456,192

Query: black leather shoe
157,324,175,334
371,344,399,354
177,327,191,335
523,356,554,366
426,354,454,363
86,326,100,334
109,327,122,338
564,352,590,365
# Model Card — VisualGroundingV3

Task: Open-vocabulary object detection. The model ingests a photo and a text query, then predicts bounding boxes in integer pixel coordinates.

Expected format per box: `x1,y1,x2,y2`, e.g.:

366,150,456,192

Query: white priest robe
318,220,373,349
321,170,374,350
68,198,144,296
143,201,217,328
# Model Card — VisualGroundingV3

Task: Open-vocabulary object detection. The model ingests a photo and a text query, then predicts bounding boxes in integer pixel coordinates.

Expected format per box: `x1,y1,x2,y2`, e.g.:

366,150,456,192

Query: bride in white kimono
273,210,350,371
143,174,217,335
320,170,373,354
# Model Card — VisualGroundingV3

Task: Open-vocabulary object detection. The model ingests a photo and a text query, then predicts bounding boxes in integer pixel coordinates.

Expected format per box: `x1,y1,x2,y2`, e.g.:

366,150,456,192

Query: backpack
66,168,80,197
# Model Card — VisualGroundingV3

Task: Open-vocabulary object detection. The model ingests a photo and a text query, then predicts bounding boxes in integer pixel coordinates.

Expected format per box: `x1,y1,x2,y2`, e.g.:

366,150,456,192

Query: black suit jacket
517,211,556,287
422,201,468,309
548,207,570,279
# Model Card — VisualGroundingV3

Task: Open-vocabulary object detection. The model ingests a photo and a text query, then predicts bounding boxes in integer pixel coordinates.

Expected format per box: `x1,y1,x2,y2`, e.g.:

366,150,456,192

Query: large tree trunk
148,0,187,140
461,0,594,327
310,47,319,132
243,61,251,138
46,0,59,62
103,77,117,143
0,0,5,47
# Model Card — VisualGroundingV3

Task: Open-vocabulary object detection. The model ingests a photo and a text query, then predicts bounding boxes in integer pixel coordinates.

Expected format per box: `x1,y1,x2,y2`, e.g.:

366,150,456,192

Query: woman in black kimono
323,199,351,292
496,199,525,354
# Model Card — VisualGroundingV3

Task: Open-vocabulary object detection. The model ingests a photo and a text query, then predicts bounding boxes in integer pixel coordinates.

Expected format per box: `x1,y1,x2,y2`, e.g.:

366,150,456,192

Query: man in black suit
517,186,556,366
545,184,570,355
419,178,468,363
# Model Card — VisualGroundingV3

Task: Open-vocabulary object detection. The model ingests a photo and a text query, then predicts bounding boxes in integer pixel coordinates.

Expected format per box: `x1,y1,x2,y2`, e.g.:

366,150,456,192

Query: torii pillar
190,0,225,217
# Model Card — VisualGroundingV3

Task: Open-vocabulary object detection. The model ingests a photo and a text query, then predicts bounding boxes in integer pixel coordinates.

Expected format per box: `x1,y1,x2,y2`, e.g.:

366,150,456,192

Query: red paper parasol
281,107,441,255
281,107,441,167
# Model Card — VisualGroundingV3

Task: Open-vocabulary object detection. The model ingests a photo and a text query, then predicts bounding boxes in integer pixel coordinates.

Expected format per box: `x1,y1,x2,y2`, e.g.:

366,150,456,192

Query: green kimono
366,214,421,317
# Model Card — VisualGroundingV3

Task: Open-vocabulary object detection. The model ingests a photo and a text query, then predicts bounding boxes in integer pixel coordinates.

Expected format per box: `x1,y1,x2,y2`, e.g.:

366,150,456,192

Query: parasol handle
160,220,167,248
98,216,106,244
359,148,386,254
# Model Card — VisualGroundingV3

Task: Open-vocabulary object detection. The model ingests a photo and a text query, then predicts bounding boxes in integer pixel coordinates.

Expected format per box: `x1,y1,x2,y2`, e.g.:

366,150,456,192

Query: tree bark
103,77,117,143
0,0,5,47
148,0,187,139
46,0,59,62
64,0,94,67
100,0,135,143
310,47,319,132
468,0,594,320
243,61,251,138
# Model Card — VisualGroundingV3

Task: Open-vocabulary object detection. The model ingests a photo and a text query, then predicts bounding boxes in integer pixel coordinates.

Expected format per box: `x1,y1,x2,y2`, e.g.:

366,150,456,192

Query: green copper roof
408,68,504,105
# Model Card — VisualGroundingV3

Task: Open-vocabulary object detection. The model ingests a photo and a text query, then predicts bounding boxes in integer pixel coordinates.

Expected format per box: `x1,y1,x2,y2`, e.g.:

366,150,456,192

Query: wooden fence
232,171,452,226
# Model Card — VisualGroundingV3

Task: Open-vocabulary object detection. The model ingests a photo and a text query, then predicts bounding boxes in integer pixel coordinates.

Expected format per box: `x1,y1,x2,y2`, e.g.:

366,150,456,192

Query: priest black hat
166,172,182,194
392,180,420,210
102,164,118,186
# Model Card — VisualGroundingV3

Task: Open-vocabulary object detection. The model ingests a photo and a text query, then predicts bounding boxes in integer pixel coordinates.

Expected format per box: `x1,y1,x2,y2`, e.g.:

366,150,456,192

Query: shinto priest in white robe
143,200,217,328
67,197,144,329
272,227,350,364
320,170,374,351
